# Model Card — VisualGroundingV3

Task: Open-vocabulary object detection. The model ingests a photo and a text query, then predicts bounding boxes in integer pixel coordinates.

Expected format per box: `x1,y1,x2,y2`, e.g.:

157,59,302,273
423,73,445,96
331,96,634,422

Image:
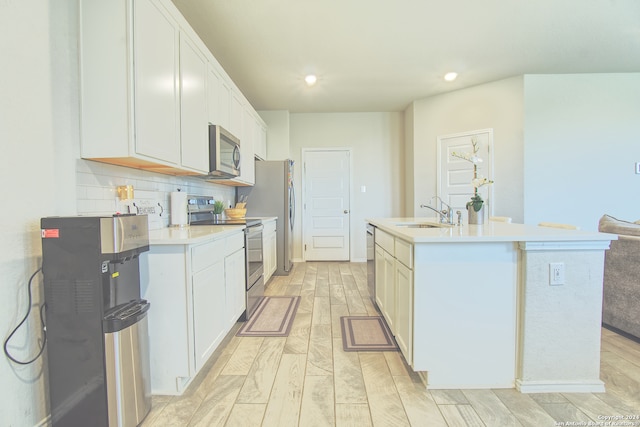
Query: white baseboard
295,258,367,263
516,379,605,393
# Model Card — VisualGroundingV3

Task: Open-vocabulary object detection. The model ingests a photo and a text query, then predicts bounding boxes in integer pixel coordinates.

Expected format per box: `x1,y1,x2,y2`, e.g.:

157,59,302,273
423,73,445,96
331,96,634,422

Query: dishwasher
366,223,376,306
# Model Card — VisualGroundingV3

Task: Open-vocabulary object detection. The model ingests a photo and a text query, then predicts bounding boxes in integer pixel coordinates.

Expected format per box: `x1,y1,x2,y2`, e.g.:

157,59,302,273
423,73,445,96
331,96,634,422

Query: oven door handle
246,224,264,235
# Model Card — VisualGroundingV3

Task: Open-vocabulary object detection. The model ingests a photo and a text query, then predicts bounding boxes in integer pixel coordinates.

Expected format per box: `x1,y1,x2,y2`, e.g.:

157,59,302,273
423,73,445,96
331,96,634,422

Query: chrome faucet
420,196,455,225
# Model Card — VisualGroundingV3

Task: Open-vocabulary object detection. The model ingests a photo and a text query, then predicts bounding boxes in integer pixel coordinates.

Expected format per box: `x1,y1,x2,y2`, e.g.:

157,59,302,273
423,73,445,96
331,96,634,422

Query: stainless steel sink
395,221,452,229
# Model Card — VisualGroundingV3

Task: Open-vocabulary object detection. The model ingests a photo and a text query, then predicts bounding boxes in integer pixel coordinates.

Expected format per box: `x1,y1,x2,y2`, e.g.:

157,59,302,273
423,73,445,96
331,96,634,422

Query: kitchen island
367,217,617,393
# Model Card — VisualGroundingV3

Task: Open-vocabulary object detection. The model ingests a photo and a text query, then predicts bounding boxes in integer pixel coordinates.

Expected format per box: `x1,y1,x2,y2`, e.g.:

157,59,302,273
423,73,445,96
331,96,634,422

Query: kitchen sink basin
395,221,452,229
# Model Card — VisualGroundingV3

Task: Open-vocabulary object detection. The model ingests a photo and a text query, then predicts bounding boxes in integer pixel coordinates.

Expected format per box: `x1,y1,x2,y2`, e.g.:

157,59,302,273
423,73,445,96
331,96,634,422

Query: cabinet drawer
395,238,413,269
226,232,245,255
263,220,276,234
376,229,395,255
192,239,225,273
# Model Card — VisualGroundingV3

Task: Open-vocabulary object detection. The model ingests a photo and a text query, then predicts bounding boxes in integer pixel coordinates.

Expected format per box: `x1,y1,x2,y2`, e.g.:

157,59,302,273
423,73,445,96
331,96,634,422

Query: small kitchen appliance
41,214,151,427
205,124,241,179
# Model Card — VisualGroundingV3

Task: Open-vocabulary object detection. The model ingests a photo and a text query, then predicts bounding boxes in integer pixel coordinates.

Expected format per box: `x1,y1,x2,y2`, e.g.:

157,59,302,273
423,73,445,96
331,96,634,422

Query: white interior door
303,149,351,261
437,129,493,217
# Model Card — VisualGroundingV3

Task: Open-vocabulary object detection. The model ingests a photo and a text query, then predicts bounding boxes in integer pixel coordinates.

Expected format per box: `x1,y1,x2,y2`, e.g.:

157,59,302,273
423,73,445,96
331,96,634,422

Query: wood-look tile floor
141,262,640,426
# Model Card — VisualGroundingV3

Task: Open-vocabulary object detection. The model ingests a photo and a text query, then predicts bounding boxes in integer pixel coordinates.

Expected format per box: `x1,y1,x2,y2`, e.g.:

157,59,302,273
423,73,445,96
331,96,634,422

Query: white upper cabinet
133,0,180,166
218,80,232,131
206,66,221,125
229,93,243,138
255,122,267,160
239,106,255,185
179,34,208,173
79,0,265,178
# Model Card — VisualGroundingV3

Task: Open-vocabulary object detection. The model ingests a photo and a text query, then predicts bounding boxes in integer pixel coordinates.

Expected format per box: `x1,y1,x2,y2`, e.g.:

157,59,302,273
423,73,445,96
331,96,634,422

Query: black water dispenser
41,215,151,427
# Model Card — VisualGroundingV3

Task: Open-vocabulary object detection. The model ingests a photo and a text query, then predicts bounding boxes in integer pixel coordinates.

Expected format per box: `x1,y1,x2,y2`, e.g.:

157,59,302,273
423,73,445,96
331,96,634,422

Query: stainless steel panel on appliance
366,223,376,305
99,215,150,254
246,275,265,320
238,160,294,276
104,303,151,427
245,222,265,319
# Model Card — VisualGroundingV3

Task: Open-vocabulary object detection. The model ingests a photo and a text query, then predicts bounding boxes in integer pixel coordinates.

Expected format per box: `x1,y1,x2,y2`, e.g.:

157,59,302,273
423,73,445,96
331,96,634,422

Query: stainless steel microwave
208,124,241,178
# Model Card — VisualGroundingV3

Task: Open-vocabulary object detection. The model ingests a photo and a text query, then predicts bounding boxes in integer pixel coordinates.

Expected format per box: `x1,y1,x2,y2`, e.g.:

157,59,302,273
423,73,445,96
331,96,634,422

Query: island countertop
367,217,617,244
369,216,617,393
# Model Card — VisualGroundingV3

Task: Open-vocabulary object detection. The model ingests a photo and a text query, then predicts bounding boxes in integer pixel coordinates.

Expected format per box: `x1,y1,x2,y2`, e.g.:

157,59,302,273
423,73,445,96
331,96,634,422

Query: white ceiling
171,0,640,113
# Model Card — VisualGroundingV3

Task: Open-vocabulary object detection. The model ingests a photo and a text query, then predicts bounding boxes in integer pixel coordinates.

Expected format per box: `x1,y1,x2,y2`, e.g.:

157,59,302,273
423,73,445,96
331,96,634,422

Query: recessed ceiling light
305,74,317,86
444,72,458,82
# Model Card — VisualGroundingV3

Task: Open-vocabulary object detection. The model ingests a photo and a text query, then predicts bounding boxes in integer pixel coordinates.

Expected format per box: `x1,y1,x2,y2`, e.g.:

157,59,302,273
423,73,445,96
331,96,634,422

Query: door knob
344,210,349,214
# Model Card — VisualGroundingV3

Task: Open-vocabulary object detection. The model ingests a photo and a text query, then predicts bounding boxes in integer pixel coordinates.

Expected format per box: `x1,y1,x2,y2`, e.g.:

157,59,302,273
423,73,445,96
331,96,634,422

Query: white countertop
148,225,244,245
367,217,618,244
147,216,277,245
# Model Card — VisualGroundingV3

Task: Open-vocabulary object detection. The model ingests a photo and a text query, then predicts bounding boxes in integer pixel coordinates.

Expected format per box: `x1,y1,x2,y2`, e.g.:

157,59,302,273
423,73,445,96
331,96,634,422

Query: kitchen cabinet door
192,259,226,371
225,247,246,325
374,244,385,311
263,221,277,283
207,65,221,125
382,250,396,331
133,0,180,164
218,81,231,130
179,33,208,173
255,122,267,160
229,93,243,139
395,260,413,365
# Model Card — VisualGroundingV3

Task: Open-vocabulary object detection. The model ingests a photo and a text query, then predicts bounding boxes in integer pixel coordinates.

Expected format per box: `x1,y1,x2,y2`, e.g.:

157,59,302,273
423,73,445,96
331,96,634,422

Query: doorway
302,149,351,261
437,129,494,216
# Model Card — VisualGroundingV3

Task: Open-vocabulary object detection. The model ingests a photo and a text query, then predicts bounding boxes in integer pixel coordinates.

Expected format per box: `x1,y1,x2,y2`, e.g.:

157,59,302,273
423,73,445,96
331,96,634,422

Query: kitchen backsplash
76,160,236,230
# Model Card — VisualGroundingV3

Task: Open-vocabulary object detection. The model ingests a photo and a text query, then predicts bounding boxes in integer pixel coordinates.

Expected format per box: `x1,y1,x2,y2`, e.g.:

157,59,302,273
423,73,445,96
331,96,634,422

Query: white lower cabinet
394,258,413,365
192,250,225,372
373,228,414,365
225,237,246,325
263,219,277,283
382,250,396,331
374,244,385,309
141,230,246,395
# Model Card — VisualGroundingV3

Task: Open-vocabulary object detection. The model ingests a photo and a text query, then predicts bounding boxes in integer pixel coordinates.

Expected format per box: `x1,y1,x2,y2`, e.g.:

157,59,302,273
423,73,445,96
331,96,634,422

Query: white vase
467,203,485,225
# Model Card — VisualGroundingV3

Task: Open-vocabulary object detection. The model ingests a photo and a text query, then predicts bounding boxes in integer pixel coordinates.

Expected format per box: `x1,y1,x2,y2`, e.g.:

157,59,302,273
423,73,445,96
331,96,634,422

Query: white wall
404,105,415,215
1,2,73,425
409,76,525,222
0,2,234,425
289,113,405,262
523,73,640,230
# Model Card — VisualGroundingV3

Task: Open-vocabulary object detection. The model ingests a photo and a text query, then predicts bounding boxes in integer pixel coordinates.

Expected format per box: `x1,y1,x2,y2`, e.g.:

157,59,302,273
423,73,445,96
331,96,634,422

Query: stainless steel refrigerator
238,160,294,275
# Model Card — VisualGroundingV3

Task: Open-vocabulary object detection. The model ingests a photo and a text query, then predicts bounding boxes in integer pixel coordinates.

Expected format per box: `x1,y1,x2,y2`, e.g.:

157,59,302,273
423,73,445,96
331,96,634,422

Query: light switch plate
636,162,640,174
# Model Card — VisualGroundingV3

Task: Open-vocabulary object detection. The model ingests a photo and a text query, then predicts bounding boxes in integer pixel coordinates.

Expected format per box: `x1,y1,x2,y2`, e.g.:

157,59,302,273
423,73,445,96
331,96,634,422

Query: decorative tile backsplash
76,160,236,230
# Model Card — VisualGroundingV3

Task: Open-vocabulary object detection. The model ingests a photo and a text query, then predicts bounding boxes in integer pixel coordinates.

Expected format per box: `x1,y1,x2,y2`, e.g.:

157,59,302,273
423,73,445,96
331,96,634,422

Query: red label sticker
42,229,60,238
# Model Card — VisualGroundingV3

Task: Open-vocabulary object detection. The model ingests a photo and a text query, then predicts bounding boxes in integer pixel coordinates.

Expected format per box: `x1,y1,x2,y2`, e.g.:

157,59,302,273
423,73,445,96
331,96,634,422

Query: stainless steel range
188,196,264,320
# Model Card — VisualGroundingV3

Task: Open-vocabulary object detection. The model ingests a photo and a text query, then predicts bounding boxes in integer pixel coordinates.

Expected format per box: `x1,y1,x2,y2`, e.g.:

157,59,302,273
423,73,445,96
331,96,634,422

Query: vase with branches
451,137,493,223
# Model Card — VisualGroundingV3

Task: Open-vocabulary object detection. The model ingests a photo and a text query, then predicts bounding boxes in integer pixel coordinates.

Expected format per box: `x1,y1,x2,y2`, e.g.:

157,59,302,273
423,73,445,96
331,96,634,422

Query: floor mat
236,296,301,337
340,316,399,351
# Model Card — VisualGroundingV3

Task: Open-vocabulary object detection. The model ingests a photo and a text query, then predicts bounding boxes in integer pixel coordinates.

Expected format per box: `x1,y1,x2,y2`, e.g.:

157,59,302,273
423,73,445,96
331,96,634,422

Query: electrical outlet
549,262,565,285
